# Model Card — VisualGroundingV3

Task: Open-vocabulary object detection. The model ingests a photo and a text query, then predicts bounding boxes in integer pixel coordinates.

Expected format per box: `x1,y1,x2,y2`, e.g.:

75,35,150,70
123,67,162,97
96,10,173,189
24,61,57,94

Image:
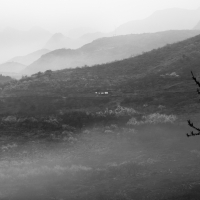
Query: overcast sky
0,0,200,33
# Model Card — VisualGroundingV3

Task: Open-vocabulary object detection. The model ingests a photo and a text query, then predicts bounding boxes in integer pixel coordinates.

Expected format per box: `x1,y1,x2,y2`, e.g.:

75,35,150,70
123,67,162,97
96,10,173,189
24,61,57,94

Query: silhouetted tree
187,71,200,137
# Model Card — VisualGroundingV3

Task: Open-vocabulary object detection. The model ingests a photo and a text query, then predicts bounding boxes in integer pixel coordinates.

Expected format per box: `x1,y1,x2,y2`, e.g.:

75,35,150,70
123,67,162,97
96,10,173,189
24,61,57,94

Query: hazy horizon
0,0,200,34
1,0,200,75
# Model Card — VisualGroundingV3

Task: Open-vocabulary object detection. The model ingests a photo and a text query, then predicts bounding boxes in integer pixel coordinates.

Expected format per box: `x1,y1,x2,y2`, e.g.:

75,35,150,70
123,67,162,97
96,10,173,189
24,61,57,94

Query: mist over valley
1,1,200,199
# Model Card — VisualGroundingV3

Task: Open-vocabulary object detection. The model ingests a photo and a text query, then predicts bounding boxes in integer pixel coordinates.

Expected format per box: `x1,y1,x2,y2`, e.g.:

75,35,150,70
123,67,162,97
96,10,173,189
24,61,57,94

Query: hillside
2,33,200,115
115,7,200,35
0,74,12,84
9,49,50,66
22,30,200,75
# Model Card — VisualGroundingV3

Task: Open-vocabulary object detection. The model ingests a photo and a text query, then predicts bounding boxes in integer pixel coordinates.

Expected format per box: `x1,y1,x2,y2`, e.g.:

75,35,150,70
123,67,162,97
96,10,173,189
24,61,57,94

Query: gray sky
0,0,200,33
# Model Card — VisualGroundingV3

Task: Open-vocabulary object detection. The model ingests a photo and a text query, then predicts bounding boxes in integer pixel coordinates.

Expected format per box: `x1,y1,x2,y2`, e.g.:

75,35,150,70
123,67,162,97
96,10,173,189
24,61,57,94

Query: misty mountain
115,7,200,35
0,62,26,73
194,21,200,30
44,33,71,50
22,30,200,75
1,31,200,113
67,27,98,38
9,49,50,66
79,32,110,43
44,33,87,50
3,31,200,114
0,27,52,63
44,32,109,50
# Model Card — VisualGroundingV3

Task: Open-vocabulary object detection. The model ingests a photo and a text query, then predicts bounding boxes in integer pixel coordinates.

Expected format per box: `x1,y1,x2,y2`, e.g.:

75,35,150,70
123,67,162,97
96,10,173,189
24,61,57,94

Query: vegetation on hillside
0,74,13,84
1,34,200,117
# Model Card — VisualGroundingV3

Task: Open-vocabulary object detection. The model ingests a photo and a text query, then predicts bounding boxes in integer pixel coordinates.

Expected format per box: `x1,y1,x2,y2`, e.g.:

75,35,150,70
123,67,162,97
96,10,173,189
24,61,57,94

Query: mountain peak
44,33,71,50
52,33,66,39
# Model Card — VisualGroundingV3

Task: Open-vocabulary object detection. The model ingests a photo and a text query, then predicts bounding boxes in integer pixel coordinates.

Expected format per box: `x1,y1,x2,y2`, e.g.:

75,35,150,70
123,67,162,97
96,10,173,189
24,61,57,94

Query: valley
1,3,200,199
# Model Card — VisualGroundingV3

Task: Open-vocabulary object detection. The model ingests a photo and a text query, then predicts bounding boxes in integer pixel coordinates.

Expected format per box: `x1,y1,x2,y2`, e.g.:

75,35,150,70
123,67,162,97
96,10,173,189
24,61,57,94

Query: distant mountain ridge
44,32,111,50
79,32,111,43
44,33,87,50
115,7,200,35
44,33,71,50
0,62,26,73
0,27,52,63
9,49,50,66
22,30,200,75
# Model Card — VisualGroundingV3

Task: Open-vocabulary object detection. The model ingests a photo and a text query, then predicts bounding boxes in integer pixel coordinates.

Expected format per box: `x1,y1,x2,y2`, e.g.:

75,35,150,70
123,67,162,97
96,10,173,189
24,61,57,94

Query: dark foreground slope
22,30,200,75
1,33,200,115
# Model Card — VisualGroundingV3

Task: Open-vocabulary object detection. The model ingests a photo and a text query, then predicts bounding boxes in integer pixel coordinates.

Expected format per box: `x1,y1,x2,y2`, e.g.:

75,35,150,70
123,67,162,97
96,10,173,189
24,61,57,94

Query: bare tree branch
191,71,200,88
187,71,200,137
187,120,200,137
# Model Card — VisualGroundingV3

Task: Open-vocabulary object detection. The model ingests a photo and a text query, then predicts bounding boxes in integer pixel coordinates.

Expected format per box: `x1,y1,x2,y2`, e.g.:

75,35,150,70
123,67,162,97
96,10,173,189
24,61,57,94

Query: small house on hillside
160,72,179,77
95,91,109,96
